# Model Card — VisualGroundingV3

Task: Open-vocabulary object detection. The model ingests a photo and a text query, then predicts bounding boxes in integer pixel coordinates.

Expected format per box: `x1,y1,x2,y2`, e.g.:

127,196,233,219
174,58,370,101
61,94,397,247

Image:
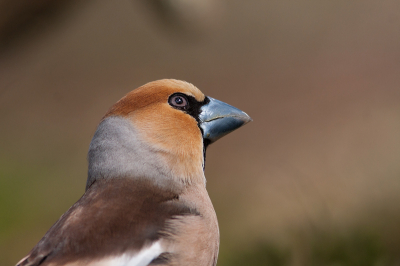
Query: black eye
169,94,188,109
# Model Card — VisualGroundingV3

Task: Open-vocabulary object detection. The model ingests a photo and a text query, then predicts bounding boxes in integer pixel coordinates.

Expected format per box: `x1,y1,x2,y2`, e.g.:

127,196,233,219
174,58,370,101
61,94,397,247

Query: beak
199,97,252,143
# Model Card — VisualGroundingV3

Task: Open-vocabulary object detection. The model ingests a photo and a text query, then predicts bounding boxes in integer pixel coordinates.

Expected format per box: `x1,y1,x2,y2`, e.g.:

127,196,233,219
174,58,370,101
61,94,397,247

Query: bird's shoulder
17,178,199,266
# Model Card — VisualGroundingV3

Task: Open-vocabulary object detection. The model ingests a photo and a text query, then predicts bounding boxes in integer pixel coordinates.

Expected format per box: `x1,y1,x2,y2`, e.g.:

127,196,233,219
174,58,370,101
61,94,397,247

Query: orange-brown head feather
103,79,206,185
103,79,205,119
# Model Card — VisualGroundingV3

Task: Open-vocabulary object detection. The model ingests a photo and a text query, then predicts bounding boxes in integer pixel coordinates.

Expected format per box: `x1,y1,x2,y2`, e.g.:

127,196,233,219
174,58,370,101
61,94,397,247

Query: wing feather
16,178,197,266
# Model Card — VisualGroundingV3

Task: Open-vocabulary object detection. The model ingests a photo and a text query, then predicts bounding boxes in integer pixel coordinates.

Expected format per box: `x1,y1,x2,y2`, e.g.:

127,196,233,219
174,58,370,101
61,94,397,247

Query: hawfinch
17,79,251,266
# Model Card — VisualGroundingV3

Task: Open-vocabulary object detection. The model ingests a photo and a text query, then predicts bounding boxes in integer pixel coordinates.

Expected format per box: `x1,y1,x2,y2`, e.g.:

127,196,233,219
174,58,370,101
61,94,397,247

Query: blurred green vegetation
218,229,400,266
221,242,291,266
0,156,83,264
310,231,389,266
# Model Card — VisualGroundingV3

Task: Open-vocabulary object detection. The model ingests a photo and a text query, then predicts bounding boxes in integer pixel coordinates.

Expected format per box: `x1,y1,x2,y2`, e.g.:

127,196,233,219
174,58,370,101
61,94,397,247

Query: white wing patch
97,241,164,266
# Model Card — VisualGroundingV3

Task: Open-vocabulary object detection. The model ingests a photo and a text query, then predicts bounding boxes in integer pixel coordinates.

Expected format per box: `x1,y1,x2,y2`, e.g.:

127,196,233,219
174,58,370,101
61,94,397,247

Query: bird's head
87,79,251,189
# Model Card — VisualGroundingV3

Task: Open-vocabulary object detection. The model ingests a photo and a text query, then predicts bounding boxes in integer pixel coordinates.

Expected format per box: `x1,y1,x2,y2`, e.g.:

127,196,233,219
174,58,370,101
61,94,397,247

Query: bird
16,79,252,266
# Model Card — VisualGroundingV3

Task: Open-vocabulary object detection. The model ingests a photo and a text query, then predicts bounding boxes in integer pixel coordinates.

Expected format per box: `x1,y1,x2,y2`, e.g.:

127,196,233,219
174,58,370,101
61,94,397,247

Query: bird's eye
169,94,188,109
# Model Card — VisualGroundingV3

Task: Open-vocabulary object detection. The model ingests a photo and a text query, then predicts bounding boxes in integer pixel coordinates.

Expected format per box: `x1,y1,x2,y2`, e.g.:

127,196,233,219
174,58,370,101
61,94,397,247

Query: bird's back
17,178,218,266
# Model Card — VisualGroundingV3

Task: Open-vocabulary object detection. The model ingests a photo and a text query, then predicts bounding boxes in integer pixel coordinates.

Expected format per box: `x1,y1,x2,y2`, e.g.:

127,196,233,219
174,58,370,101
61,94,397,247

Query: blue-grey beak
199,97,252,143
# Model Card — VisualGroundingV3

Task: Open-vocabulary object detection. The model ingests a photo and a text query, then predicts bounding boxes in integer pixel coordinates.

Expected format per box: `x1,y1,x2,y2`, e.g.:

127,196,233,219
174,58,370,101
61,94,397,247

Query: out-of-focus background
1,0,400,265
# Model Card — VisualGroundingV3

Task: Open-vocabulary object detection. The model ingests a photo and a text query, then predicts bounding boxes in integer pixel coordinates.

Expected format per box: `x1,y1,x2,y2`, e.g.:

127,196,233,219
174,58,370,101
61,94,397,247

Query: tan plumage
17,79,251,266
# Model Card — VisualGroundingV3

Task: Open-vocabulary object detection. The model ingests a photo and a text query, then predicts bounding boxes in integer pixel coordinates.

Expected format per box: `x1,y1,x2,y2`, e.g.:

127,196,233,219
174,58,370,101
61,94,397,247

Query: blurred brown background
1,0,400,265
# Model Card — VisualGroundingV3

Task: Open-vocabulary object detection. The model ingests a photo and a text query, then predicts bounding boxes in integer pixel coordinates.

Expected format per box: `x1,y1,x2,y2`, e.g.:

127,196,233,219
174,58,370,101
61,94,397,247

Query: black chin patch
202,138,211,170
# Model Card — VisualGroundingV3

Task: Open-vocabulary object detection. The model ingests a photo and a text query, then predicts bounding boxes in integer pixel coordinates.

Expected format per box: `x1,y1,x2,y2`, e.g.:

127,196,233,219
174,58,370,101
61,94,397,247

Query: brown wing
16,178,199,266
